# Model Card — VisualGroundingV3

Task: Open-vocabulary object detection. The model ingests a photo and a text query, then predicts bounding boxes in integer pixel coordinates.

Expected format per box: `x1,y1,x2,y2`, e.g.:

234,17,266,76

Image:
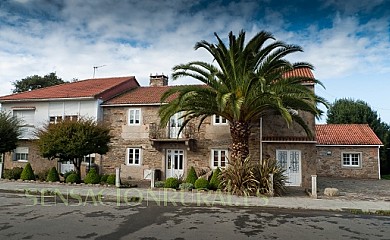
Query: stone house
316,124,383,179
0,76,139,176
102,69,317,188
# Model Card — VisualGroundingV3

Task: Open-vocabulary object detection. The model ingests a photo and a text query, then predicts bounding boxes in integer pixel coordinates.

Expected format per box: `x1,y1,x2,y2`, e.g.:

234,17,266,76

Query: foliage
164,177,180,189
3,167,23,180
154,181,165,188
65,173,80,183
185,166,198,185
12,72,66,93
63,170,76,180
381,175,390,180
179,182,194,191
46,167,60,182
194,178,209,190
220,157,258,196
252,158,287,196
20,163,35,181
100,174,109,183
327,98,390,174
209,168,222,190
84,168,100,184
36,170,49,181
159,30,327,164
106,174,116,185
0,111,22,155
36,118,111,175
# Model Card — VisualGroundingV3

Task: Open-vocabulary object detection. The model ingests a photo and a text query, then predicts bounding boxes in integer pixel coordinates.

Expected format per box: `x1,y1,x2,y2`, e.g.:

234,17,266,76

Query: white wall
1,99,101,139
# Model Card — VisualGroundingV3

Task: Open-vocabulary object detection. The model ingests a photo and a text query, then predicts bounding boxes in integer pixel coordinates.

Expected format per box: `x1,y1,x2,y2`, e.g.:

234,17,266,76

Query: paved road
0,192,389,240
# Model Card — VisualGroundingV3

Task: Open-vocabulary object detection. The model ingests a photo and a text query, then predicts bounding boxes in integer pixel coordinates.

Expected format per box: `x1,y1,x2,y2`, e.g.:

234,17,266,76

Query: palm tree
159,30,327,163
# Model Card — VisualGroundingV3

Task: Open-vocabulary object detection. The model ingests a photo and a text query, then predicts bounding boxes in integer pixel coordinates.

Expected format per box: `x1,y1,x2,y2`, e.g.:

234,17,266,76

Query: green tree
327,98,390,174
36,119,111,175
12,72,66,93
160,30,327,164
0,111,22,161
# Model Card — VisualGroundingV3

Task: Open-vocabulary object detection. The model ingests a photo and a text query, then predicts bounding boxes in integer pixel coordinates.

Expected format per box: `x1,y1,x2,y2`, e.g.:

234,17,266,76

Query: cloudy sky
0,0,389,123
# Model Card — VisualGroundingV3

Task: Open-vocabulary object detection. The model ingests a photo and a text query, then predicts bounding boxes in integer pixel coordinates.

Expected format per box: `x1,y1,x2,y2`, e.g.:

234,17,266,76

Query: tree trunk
229,121,251,163
72,158,81,176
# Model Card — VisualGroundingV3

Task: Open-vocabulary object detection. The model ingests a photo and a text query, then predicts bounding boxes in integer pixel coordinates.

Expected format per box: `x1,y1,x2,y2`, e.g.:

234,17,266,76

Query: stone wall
3,140,57,174
316,146,380,179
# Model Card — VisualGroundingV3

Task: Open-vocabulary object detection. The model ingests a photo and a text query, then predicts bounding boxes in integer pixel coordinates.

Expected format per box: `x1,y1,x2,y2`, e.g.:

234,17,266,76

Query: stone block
324,187,339,196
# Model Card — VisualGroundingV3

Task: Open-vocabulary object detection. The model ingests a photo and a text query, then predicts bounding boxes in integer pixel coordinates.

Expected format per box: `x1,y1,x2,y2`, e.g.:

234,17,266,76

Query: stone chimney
149,74,168,87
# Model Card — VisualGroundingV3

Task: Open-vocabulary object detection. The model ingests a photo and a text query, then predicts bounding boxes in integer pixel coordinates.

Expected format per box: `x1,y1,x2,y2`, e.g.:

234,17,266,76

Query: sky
0,0,389,123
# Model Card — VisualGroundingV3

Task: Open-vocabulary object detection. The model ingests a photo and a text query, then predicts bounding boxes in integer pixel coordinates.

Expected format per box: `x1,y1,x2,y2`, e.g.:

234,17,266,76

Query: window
127,148,141,165
213,115,227,125
49,116,63,124
128,109,141,125
342,153,361,167
13,147,29,162
211,149,228,169
13,110,35,126
64,115,79,121
82,154,96,164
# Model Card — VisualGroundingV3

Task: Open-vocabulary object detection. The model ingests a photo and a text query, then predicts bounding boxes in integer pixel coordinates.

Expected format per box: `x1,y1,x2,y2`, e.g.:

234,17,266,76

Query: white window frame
13,110,35,126
82,153,96,164
213,115,228,125
49,116,63,124
211,149,228,169
14,147,29,162
126,148,142,166
342,152,362,168
128,109,141,125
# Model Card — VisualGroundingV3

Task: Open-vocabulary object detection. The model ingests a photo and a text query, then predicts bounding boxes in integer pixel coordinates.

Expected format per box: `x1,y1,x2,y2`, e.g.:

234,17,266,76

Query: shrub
36,170,49,181
3,167,23,180
63,170,76,180
252,157,287,196
154,181,165,188
65,173,80,183
100,174,109,183
84,168,100,184
179,182,194,191
185,166,198,185
194,178,209,189
164,177,180,189
46,167,60,182
106,174,116,185
209,168,221,190
220,157,258,196
20,163,35,181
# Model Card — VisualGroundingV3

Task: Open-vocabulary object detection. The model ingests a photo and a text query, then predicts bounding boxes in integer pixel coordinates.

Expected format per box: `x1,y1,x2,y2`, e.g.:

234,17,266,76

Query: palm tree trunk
229,121,250,163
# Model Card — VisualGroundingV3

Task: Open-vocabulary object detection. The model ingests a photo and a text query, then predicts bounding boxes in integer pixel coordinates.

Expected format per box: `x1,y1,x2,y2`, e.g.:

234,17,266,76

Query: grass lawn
381,175,390,180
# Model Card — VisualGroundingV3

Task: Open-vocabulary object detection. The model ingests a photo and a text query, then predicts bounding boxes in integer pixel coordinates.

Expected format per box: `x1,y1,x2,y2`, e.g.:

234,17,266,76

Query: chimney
149,74,168,87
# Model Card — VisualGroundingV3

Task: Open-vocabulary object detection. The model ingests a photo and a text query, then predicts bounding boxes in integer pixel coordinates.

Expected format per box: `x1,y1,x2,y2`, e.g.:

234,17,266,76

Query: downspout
378,146,381,180
260,117,263,162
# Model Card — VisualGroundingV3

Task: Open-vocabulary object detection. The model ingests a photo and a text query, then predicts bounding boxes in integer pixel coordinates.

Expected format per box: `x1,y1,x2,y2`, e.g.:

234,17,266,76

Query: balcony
149,122,197,151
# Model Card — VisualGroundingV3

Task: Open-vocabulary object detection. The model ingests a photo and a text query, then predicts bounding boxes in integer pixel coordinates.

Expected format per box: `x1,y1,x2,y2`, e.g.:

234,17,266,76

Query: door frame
165,149,185,179
276,149,302,186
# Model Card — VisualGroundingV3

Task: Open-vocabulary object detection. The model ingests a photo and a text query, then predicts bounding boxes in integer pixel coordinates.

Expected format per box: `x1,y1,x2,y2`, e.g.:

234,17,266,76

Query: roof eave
0,96,96,102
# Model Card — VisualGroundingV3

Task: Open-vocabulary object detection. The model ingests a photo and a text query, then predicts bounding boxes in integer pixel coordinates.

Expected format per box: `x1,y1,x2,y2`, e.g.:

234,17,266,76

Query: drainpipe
378,147,381,180
260,117,263,162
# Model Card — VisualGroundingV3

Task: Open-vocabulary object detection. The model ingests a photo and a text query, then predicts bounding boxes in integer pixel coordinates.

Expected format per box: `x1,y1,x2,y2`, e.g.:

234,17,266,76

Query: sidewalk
1,179,389,212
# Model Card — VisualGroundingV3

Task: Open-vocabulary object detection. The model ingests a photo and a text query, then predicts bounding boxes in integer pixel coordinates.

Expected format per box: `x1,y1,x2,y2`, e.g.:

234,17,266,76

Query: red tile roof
283,68,314,79
0,76,139,102
315,124,383,145
103,86,179,105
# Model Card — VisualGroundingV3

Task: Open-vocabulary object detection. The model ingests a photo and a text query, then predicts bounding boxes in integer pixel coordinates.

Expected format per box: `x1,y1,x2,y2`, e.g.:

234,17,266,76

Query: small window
82,154,96,164
127,148,142,166
64,115,78,121
49,116,63,124
211,149,228,169
13,147,29,162
342,153,361,167
128,109,141,125
213,115,227,125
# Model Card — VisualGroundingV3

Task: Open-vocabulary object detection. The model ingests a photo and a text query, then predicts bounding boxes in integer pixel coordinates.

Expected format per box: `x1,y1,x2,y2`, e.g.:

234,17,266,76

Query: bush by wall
154,181,165,188
20,163,35,181
65,173,80,183
209,168,221,190
179,182,194,191
185,166,198,185
63,170,76,180
106,174,116,185
3,167,23,180
194,178,209,189
100,174,109,183
46,167,60,182
84,168,100,184
164,177,180,189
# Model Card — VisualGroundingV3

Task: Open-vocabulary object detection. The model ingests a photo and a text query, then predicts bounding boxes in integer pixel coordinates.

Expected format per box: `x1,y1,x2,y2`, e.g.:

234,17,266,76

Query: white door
166,149,184,178
169,112,183,138
276,150,301,186
60,161,75,174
